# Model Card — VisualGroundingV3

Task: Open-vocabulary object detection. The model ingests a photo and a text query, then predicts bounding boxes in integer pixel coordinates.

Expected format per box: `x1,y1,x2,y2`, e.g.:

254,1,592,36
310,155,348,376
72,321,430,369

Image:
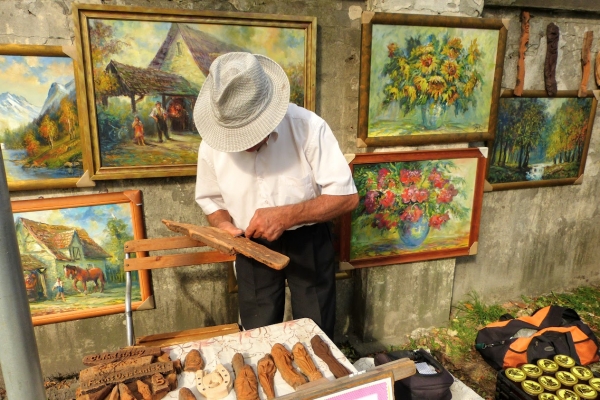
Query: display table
161,318,358,399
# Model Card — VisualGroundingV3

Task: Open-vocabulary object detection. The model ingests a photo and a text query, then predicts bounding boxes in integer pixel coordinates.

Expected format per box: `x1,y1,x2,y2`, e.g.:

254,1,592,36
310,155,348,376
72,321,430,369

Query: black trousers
235,222,336,339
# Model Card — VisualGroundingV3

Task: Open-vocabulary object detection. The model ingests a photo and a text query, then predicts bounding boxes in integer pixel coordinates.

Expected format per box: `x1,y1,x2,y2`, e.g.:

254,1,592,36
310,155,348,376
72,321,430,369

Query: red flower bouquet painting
341,148,487,267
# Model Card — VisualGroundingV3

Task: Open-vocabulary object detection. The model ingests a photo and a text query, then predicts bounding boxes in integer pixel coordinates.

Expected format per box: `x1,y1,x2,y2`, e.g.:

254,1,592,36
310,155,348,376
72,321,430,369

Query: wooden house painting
15,217,110,296
103,23,246,131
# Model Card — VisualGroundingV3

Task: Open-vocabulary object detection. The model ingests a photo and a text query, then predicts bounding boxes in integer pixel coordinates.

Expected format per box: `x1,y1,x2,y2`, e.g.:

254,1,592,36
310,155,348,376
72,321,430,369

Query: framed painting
340,148,487,268
72,4,316,180
487,90,597,190
358,12,507,147
11,190,152,325
0,44,92,191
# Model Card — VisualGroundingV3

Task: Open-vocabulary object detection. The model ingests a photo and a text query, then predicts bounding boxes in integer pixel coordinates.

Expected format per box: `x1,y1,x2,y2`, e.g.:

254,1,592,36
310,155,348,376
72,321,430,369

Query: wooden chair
123,235,239,347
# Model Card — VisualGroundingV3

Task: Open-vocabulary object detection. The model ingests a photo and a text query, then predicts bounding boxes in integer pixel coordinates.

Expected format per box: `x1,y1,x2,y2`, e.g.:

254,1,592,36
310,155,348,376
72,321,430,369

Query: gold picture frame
0,44,93,191
358,12,507,147
72,4,317,180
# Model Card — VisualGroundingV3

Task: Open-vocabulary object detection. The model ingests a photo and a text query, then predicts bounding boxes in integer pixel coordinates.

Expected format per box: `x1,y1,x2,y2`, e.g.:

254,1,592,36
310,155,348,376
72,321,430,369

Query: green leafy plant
382,33,484,116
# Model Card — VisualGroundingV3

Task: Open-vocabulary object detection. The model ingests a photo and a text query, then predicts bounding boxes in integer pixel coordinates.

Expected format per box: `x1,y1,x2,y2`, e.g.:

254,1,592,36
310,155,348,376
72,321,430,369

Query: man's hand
216,221,244,237
245,207,290,242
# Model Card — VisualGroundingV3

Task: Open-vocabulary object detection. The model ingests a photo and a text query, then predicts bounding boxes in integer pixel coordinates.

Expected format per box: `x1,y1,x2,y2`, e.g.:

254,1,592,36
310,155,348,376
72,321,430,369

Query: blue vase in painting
420,101,446,130
399,216,430,248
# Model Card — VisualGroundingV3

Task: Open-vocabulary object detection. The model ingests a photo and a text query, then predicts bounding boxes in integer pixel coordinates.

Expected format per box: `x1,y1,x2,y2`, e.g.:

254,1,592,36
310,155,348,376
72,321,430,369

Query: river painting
488,95,596,189
0,50,84,190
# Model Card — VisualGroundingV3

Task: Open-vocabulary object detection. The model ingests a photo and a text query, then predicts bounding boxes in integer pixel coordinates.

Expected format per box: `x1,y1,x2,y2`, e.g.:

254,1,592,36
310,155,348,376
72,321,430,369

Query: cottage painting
489,95,596,188
367,24,500,138
84,17,307,170
13,201,143,324
0,50,83,189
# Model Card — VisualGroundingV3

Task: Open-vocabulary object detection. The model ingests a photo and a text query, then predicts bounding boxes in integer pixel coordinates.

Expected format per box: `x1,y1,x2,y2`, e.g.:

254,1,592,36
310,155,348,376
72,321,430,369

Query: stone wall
1,0,599,381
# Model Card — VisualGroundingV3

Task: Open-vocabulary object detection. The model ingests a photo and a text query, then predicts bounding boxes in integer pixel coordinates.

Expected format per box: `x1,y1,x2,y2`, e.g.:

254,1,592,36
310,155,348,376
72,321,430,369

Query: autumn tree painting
489,95,595,187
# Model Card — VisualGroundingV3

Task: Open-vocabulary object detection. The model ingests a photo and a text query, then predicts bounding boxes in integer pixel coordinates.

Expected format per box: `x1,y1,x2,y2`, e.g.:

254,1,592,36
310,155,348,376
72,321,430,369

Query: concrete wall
1,0,600,381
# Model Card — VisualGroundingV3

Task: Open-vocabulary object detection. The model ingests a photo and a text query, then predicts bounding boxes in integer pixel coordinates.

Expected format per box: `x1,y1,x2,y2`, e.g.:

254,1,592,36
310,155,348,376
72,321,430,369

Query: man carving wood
194,52,358,339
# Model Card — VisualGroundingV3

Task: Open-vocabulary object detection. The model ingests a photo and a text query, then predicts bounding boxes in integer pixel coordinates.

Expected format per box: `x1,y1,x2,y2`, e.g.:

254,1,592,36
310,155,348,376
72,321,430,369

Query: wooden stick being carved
544,23,559,96
257,354,277,400
232,353,259,400
515,11,530,96
271,343,307,389
310,335,351,379
162,219,289,270
580,31,594,97
292,342,323,381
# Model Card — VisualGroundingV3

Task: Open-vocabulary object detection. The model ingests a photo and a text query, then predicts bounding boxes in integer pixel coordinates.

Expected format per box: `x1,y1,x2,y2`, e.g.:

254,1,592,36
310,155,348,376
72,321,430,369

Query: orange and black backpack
475,305,600,370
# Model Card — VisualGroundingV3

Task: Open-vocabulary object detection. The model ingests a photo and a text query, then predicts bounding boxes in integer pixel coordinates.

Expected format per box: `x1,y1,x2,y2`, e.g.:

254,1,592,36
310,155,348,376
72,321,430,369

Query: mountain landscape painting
0,46,83,190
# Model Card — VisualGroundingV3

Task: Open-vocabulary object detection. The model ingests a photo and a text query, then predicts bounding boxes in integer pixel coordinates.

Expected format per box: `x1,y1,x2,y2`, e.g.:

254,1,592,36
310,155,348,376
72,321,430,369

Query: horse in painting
64,264,106,294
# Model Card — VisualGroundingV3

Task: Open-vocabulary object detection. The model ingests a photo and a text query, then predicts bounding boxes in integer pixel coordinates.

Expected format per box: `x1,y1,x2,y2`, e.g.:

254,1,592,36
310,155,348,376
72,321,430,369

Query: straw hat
193,52,290,152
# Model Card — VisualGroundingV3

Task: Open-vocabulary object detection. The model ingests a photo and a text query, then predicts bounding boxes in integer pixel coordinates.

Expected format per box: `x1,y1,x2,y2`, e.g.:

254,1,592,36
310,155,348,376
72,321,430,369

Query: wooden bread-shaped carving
292,342,323,381
179,387,197,400
184,349,204,372
231,353,259,400
271,343,307,390
257,353,277,399
310,335,351,378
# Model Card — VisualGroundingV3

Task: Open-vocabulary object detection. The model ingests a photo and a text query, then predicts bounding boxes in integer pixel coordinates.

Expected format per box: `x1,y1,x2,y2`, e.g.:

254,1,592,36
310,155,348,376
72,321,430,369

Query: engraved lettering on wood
79,355,154,383
579,31,594,97
82,347,162,366
80,361,173,393
544,23,559,96
515,11,530,96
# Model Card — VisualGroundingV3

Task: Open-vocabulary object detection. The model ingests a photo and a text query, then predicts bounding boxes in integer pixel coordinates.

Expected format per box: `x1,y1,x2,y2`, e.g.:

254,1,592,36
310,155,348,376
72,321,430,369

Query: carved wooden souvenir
136,379,152,400
106,385,119,400
232,352,245,375
196,364,233,400
79,362,174,394
257,354,277,400
515,11,530,96
157,352,171,363
166,372,178,391
271,343,308,389
579,31,594,97
151,373,170,398
292,342,323,382
162,220,289,270
75,385,114,400
118,382,137,400
310,335,351,379
234,365,260,400
544,23,559,96
82,347,162,366
184,349,205,372
179,387,197,400
79,355,154,383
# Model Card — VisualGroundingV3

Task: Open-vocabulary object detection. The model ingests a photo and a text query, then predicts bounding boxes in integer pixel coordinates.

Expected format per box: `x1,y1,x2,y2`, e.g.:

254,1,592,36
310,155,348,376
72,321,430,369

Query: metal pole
0,149,46,399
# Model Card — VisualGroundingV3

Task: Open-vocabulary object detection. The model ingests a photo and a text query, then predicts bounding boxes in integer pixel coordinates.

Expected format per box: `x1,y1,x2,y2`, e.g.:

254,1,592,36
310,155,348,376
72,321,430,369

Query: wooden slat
579,31,594,97
162,220,289,270
124,251,234,271
514,11,530,96
136,324,240,347
124,236,208,252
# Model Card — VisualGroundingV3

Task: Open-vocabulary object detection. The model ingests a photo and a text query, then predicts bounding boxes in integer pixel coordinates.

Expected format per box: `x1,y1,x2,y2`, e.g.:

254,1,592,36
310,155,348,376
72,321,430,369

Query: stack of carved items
76,346,180,400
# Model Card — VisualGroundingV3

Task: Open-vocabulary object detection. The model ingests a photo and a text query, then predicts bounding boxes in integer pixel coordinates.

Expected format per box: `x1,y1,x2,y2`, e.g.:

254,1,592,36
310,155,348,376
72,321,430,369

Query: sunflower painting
358,14,507,147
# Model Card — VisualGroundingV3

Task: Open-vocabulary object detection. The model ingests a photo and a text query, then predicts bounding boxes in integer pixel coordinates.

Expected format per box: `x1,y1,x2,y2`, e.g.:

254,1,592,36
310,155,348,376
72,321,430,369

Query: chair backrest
123,235,236,346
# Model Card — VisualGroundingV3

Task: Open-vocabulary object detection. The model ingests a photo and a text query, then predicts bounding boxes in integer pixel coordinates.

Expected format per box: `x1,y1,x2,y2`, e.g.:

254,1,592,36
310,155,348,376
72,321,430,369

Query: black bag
374,349,454,400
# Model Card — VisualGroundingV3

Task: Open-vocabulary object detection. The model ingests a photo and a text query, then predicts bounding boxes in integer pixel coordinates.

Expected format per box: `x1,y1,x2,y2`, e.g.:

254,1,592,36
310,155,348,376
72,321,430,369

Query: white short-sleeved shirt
195,103,357,231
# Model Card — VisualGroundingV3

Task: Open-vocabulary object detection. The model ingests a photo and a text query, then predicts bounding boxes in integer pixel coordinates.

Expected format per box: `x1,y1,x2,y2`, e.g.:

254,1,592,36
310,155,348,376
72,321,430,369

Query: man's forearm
285,193,359,227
